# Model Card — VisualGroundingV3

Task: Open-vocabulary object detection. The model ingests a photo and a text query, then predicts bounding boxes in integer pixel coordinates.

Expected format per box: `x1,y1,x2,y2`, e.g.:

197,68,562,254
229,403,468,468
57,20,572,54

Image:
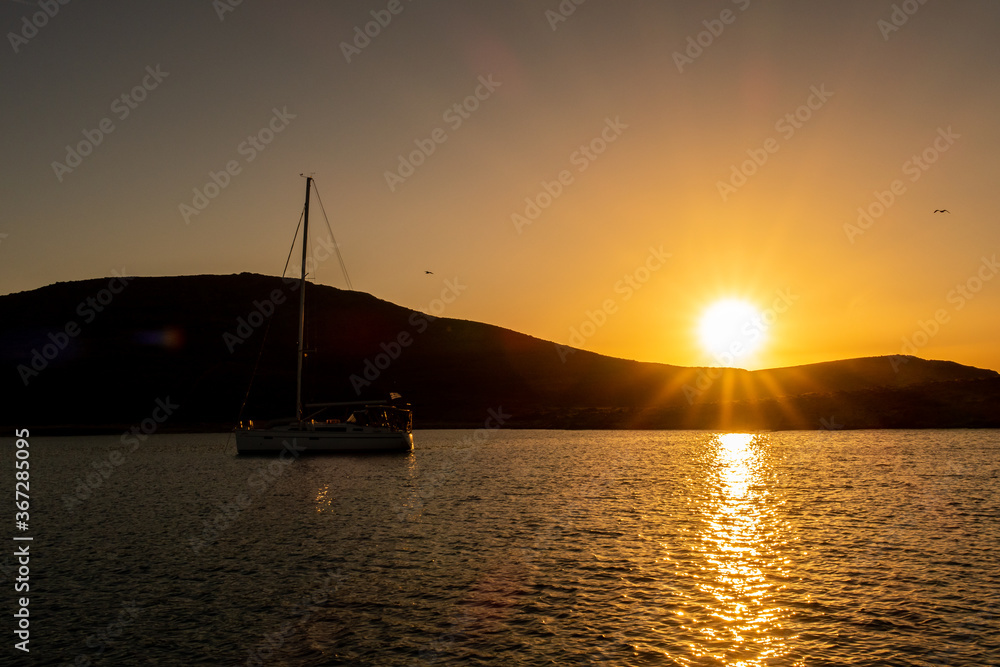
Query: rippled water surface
7,429,1000,665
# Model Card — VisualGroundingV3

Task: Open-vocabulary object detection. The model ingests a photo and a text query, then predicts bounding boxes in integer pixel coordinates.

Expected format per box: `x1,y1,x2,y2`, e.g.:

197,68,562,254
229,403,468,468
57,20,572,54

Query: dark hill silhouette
1,274,998,433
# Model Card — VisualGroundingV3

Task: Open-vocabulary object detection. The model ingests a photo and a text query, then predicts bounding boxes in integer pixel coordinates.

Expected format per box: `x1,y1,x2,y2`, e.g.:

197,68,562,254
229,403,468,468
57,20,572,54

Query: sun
698,298,767,366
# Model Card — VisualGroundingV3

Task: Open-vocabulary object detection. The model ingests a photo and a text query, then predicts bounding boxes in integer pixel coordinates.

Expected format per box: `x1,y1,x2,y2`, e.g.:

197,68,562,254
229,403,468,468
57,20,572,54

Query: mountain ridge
2,273,997,433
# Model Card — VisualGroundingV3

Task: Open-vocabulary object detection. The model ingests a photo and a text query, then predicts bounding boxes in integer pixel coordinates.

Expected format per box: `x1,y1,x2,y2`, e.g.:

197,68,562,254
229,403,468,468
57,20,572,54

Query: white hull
236,424,413,454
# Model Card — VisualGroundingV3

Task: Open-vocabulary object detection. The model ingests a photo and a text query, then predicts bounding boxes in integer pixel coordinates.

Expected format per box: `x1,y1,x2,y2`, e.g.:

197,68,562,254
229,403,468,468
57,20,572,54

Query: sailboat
235,176,414,454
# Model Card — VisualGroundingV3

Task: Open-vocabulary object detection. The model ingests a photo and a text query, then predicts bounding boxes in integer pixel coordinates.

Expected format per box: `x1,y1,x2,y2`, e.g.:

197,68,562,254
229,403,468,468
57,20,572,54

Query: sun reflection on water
314,483,333,513
676,432,796,666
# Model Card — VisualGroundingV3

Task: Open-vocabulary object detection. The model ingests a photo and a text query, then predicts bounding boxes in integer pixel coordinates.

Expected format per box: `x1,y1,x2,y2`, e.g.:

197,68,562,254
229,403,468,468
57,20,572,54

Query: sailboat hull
236,425,413,454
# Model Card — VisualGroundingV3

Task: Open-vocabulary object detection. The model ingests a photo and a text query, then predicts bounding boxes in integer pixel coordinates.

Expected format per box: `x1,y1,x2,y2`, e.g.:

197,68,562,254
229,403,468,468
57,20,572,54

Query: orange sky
2,1,999,372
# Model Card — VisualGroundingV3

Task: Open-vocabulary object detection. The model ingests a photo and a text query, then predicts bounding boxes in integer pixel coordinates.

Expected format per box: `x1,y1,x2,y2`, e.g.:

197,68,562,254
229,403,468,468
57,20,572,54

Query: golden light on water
314,484,333,513
718,432,755,454
679,433,795,665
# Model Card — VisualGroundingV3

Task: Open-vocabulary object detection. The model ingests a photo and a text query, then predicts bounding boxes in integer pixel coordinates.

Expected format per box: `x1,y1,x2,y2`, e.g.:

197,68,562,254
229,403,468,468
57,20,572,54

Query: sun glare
698,299,767,365
718,432,755,450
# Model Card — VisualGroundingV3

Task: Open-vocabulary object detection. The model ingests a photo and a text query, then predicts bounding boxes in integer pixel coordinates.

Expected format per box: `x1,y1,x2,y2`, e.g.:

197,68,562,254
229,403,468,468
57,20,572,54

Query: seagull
934,209,950,213
424,270,434,274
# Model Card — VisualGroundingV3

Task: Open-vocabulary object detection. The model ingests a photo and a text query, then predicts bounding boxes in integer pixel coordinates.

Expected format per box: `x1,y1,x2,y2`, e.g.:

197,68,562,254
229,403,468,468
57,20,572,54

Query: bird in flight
425,270,434,274
934,209,950,213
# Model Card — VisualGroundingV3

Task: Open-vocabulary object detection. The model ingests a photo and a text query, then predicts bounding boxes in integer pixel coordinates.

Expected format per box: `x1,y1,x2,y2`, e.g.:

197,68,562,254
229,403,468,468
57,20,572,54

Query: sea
5,429,999,666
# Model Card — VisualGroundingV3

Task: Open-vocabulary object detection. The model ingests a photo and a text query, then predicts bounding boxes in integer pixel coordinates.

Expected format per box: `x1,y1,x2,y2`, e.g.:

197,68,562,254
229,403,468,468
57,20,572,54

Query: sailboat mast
296,176,312,422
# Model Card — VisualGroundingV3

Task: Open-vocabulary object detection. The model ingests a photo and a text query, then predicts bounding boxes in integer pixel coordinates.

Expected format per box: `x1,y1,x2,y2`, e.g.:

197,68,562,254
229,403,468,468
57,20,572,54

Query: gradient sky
2,0,999,372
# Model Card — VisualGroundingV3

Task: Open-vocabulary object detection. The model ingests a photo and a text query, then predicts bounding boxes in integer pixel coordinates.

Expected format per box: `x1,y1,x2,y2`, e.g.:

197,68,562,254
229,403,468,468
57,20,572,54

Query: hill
1,274,998,433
